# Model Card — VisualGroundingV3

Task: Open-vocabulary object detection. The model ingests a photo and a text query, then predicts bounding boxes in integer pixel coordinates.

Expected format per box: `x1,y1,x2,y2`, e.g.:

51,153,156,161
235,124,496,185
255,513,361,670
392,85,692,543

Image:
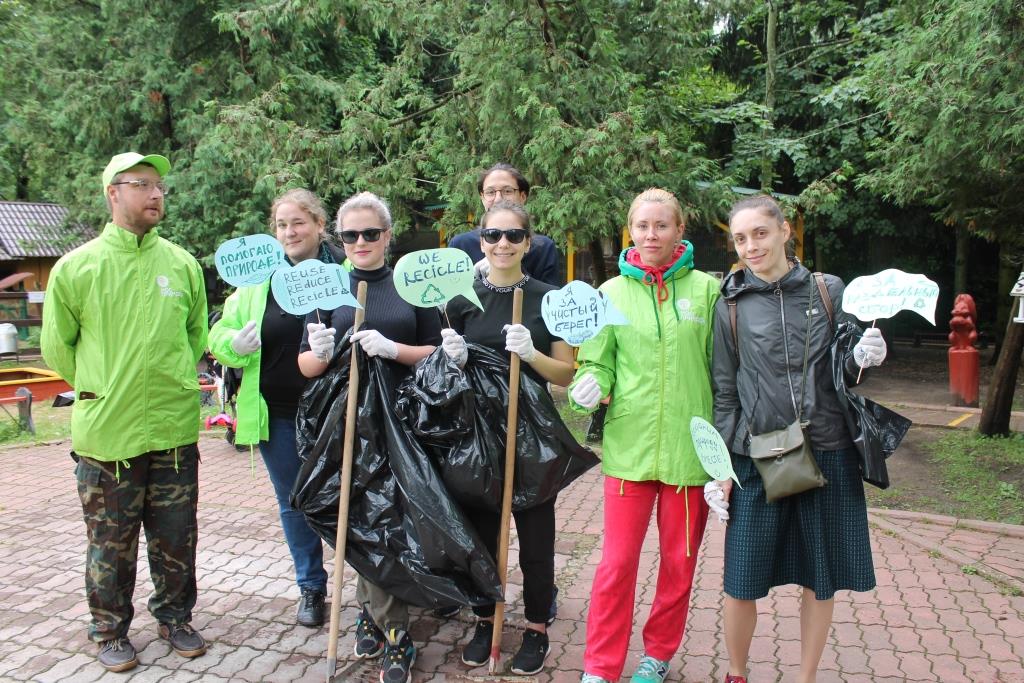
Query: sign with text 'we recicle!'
270,259,361,315
214,234,286,287
393,248,484,310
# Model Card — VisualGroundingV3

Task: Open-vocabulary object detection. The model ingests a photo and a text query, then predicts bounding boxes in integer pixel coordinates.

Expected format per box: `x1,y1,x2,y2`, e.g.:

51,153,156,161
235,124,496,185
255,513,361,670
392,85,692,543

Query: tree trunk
992,248,1019,361
588,238,608,286
978,312,1024,435
760,1,778,192
954,226,968,295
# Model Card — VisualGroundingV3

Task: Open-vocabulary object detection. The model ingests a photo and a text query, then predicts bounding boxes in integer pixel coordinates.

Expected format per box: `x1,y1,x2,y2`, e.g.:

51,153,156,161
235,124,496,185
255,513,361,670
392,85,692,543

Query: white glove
350,329,399,360
703,480,730,524
853,327,887,368
570,373,602,410
502,323,537,362
230,320,261,356
474,257,491,280
307,322,336,361
440,328,468,368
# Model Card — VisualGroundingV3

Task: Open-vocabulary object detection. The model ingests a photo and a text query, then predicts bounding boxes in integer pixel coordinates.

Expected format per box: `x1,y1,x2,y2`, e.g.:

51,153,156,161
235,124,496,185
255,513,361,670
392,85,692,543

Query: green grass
925,431,1024,525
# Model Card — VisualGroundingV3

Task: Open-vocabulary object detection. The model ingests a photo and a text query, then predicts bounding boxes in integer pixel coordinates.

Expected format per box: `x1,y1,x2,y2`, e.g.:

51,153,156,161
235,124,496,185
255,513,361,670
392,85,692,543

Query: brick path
1,437,1022,682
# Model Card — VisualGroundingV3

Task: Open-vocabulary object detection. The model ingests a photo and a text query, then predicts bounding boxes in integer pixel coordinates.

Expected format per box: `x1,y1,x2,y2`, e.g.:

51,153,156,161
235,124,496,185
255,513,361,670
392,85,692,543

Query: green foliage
860,0,1024,253
928,431,1024,525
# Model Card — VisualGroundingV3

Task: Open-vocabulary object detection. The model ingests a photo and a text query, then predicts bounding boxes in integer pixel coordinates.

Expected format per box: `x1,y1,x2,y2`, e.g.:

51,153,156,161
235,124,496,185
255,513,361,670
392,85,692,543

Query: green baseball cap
102,152,171,191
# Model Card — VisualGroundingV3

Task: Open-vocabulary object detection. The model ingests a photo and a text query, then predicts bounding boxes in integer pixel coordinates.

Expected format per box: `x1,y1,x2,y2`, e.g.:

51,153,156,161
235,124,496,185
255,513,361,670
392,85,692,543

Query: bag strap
796,277,815,421
813,272,834,330
728,299,738,359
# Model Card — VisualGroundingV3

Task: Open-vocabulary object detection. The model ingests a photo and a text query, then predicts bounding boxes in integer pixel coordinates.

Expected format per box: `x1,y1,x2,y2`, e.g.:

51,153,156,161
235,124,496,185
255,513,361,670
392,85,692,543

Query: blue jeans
260,416,328,592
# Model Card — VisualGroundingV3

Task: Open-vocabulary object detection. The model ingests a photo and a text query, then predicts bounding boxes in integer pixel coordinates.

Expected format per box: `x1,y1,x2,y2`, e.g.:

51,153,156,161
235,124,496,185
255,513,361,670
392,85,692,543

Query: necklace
482,274,530,293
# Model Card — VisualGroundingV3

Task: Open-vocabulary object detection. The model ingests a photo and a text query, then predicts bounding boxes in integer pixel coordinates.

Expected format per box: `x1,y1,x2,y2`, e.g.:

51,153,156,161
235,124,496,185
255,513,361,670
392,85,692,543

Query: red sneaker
724,676,747,683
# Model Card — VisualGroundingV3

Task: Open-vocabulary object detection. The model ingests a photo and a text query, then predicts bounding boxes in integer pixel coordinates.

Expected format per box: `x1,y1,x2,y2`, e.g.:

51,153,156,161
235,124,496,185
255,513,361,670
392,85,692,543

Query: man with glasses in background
448,162,562,286
42,152,209,673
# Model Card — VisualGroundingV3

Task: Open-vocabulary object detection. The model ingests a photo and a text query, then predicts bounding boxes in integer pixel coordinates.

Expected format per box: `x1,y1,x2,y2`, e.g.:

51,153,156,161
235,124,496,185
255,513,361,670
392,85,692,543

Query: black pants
468,499,555,625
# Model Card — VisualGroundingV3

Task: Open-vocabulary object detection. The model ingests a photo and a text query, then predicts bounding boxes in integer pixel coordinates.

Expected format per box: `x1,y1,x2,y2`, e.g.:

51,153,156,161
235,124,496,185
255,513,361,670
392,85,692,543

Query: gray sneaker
159,622,207,658
97,637,138,672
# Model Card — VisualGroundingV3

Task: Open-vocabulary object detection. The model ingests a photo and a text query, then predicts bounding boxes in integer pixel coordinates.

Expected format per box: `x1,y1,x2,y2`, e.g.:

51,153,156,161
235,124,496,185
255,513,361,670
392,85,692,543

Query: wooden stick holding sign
325,280,367,683
489,287,524,673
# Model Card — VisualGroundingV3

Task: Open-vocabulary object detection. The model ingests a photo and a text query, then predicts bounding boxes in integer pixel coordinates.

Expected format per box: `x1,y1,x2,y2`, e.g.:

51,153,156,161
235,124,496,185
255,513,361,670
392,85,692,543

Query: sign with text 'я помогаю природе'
270,259,362,315
540,280,628,346
690,416,741,486
214,234,286,287
392,248,484,310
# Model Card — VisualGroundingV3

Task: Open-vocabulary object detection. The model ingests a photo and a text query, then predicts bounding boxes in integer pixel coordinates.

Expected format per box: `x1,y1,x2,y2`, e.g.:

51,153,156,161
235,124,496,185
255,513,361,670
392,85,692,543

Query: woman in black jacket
709,195,887,683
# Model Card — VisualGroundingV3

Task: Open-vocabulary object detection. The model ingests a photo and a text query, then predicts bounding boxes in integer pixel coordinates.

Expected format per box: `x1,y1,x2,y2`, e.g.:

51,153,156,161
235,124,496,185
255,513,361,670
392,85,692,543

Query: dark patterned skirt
723,448,876,601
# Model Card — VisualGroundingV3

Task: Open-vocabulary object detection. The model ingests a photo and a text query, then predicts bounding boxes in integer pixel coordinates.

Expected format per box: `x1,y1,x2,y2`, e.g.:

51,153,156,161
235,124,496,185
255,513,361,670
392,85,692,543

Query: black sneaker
379,627,416,683
354,608,385,659
461,619,493,667
547,585,559,626
158,622,207,658
97,637,138,672
297,587,326,627
431,604,460,619
510,629,550,675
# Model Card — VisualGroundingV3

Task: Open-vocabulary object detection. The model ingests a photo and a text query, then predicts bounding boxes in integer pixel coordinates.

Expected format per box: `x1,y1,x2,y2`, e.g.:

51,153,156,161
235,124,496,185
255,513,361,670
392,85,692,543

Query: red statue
948,293,979,407
948,294,978,350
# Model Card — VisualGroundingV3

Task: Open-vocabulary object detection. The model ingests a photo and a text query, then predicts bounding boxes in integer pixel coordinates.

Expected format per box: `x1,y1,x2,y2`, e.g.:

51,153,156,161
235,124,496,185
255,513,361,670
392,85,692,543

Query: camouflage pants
75,444,200,642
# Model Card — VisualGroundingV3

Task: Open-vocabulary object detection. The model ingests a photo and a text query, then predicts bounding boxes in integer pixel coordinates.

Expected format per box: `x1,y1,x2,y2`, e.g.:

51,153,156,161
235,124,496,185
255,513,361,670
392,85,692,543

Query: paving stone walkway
1,437,1022,682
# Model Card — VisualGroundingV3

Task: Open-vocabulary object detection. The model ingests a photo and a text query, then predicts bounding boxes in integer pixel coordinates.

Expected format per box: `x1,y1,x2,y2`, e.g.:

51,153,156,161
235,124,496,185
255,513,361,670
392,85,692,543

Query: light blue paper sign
690,416,740,486
540,281,628,346
270,259,362,315
214,234,286,287
393,248,484,310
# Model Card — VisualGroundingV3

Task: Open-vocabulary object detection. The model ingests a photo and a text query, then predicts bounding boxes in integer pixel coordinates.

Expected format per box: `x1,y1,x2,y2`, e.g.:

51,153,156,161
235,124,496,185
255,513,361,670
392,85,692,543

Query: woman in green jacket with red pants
568,188,719,683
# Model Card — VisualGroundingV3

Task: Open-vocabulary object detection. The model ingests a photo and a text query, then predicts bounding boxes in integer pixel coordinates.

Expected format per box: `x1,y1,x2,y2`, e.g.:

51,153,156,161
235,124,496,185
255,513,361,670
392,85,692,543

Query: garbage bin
0,323,19,356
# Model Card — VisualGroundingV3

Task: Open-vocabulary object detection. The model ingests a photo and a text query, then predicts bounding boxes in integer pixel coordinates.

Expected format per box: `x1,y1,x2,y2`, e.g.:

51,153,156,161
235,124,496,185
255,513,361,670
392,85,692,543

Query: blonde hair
269,188,328,231
627,188,684,228
336,191,393,232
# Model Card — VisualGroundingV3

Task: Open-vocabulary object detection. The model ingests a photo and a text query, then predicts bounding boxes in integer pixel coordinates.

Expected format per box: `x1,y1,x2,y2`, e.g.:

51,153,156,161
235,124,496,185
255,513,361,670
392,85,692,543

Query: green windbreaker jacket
207,281,271,445
568,243,719,487
41,222,208,462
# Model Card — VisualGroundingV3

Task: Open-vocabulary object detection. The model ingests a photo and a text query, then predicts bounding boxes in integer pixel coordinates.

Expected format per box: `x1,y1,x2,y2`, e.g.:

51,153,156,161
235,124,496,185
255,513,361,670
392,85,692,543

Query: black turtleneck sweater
300,265,443,360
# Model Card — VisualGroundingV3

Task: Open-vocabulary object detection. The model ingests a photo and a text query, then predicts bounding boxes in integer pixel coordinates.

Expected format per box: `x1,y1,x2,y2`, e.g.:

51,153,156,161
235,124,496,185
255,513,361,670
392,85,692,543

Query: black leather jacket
712,262,863,455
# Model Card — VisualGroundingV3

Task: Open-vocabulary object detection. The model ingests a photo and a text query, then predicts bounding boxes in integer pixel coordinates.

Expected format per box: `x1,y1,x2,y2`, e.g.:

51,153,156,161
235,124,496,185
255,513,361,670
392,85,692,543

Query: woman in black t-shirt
298,191,441,683
442,200,574,675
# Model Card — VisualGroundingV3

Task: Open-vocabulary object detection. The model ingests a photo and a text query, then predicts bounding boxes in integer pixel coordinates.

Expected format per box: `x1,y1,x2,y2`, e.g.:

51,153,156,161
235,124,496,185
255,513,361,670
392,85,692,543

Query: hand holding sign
393,248,484,310
690,416,740,486
541,281,628,346
270,259,362,315
215,234,286,287
842,268,939,325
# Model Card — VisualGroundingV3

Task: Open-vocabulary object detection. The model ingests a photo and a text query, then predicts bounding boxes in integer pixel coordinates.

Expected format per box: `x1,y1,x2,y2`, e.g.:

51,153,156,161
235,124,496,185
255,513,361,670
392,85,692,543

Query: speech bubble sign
214,234,286,287
690,416,740,486
540,281,629,346
393,248,483,310
841,268,940,325
270,259,362,315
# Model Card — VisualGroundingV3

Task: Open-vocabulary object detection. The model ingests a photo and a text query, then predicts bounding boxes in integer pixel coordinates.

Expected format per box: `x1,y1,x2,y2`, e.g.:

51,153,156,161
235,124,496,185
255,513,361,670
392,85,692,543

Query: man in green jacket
41,152,209,673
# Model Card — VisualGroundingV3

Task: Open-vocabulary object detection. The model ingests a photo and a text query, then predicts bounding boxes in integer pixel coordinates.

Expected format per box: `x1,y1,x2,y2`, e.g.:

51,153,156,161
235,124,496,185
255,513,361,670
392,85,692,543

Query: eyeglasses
480,227,529,244
339,228,387,244
111,179,169,195
482,186,521,200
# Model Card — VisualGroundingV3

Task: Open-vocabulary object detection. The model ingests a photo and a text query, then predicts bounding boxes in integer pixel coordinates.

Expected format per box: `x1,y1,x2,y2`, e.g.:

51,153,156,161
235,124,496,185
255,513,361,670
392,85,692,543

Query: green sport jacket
41,222,208,462
568,243,719,487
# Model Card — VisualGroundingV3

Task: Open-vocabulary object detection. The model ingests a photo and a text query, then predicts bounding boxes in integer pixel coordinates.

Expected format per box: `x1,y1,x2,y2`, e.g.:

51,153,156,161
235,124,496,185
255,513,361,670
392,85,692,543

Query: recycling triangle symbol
421,283,445,305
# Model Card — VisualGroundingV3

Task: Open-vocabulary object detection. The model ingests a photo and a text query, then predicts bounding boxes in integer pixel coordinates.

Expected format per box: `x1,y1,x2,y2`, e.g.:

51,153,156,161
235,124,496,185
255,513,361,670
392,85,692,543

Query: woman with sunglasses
298,191,442,683
567,188,719,683
441,200,574,675
209,188,344,629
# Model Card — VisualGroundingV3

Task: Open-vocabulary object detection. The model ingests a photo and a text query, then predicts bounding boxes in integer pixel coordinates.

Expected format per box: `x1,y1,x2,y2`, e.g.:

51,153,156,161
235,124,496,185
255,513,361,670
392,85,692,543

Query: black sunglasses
339,228,387,244
480,228,529,245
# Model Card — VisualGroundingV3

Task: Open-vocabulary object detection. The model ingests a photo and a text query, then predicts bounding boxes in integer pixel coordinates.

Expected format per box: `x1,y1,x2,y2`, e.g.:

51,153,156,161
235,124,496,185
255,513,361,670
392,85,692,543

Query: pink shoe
724,675,747,683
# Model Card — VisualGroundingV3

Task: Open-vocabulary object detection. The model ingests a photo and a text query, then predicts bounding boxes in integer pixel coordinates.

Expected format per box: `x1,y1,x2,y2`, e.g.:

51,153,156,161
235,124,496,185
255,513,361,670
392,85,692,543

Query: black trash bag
291,333,503,609
831,321,913,489
395,343,600,512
